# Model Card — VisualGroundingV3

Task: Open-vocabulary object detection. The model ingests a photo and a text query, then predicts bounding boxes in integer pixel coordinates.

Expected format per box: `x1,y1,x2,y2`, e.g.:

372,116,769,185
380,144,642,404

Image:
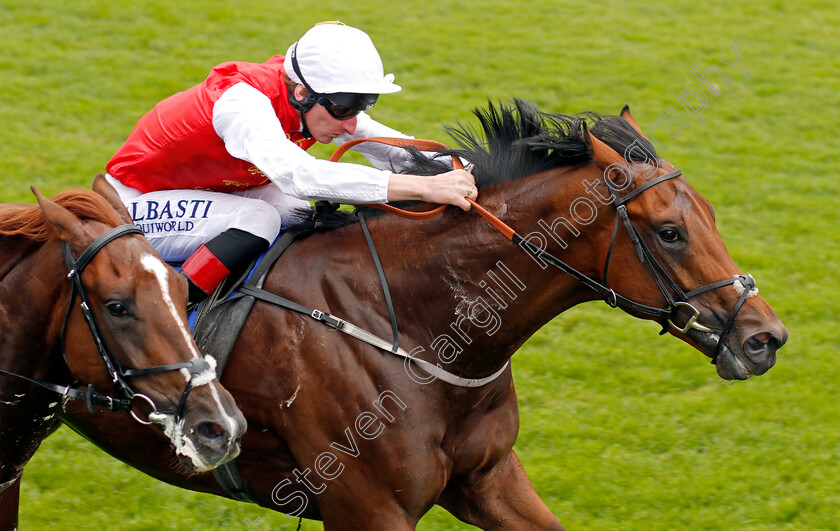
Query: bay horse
55,101,784,529
0,177,247,530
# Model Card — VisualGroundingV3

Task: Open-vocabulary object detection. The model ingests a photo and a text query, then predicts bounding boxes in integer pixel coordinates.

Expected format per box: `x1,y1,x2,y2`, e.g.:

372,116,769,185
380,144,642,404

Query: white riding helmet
285,23,402,96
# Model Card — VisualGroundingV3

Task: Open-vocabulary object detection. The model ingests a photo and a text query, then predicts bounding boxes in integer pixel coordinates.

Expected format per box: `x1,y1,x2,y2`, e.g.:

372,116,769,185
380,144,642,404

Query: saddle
188,229,296,375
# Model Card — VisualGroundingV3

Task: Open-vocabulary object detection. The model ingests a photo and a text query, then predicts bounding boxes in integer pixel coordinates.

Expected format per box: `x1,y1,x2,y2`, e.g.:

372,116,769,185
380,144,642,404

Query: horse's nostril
746,337,765,353
750,332,771,345
745,333,779,359
746,335,767,352
741,333,779,376
196,422,227,446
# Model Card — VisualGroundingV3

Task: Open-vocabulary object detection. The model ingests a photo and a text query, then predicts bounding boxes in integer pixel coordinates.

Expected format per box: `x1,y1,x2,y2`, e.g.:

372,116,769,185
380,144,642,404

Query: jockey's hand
387,169,477,211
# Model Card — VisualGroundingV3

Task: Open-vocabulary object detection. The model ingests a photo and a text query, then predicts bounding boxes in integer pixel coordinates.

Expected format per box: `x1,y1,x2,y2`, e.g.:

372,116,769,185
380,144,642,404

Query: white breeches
105,175,310,262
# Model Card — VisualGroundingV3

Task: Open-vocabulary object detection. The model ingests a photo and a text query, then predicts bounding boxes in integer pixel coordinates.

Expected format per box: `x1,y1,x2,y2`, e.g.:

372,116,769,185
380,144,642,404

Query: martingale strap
225,222,509,388
237,284,509,388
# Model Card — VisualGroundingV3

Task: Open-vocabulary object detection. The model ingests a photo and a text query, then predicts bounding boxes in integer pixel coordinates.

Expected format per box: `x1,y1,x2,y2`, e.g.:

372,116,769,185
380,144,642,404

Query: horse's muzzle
182,402,247,471
711,327,787,380
153,382,247,472
194,418,244,455
688,322,787,380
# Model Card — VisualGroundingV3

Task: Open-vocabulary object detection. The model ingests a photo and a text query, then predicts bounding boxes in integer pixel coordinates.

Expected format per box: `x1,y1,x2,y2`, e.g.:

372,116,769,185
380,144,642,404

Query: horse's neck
357,166,608,378
0,239,33,283
0,239,68,356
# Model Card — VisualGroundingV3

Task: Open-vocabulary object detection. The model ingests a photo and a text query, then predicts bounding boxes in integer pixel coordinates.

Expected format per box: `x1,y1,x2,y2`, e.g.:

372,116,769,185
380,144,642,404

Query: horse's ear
31,186,89,245
93,173,134,224
580,120,594,155
620,105,646,137
581,121,625,168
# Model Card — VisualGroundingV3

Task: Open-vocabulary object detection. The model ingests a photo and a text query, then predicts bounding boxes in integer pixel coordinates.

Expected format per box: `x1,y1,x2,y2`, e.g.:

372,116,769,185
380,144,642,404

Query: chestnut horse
56,101,784,529
0,178,246,530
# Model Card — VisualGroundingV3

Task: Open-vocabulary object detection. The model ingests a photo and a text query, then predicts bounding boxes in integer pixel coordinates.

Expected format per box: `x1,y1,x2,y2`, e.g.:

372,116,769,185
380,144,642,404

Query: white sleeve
212,82,391,203
334,112,414,172
334,112,453,173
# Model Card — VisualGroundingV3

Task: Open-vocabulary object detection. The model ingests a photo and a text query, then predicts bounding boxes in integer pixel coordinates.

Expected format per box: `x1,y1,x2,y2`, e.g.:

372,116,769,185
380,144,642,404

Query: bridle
578,168,757,364
0,224,213,425
497,168,757,364
59,224,215,424
332,137,759,365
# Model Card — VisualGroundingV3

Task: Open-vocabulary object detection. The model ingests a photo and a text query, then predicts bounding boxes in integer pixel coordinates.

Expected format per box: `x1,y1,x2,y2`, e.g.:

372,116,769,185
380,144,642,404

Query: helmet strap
288,93,314,139
287,41,319,138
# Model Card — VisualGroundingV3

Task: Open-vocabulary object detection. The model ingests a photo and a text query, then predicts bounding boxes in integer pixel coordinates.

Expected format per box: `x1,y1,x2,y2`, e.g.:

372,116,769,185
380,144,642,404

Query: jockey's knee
229,200,283,243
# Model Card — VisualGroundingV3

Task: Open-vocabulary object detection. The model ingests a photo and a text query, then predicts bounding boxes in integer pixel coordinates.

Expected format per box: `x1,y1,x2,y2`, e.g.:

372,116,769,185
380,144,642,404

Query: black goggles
317,92,379,120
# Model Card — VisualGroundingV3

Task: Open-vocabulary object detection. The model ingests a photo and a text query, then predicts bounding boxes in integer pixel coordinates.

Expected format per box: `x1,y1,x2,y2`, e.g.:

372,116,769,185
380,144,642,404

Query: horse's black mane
288,98,657,235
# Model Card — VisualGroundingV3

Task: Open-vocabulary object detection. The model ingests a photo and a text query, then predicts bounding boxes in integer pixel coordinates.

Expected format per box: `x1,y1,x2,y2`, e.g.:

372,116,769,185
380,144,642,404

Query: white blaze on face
140,254,203,363
139,254,240,464
208,376,240,442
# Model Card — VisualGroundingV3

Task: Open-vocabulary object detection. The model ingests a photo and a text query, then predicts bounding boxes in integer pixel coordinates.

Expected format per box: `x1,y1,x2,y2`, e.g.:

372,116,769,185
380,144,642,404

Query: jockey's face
293,84,358,144
304,102,358,144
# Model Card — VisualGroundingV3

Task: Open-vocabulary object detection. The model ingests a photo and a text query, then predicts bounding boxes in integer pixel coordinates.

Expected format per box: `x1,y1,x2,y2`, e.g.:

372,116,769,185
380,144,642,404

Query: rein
332,137,760,365
0,224,211,425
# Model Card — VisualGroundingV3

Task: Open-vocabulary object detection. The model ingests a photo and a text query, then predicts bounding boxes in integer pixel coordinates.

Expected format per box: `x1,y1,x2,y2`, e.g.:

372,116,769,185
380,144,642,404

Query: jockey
105,22,477,305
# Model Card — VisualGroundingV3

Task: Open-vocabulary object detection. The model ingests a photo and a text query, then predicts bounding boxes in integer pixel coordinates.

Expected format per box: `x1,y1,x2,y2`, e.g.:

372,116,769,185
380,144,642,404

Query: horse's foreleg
440,449,564,530
0,474,22,531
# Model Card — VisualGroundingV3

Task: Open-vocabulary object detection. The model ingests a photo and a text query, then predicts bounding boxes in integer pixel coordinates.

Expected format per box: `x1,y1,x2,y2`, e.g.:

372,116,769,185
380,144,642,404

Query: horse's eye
106,301,128,316
659,228,681,243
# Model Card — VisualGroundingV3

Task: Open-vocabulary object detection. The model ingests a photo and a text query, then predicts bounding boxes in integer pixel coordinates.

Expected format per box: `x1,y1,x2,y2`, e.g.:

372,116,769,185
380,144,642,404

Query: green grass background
1,0,838,529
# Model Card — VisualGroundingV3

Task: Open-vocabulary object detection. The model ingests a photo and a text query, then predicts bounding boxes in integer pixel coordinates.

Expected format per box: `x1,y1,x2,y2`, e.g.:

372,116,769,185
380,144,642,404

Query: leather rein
332,137,759,365
0,225,212,425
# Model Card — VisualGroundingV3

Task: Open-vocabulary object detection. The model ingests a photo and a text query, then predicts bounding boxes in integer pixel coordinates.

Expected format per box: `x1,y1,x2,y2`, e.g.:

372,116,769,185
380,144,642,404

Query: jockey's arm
335,112,475,210
212,82,474,209
387,171,474,211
